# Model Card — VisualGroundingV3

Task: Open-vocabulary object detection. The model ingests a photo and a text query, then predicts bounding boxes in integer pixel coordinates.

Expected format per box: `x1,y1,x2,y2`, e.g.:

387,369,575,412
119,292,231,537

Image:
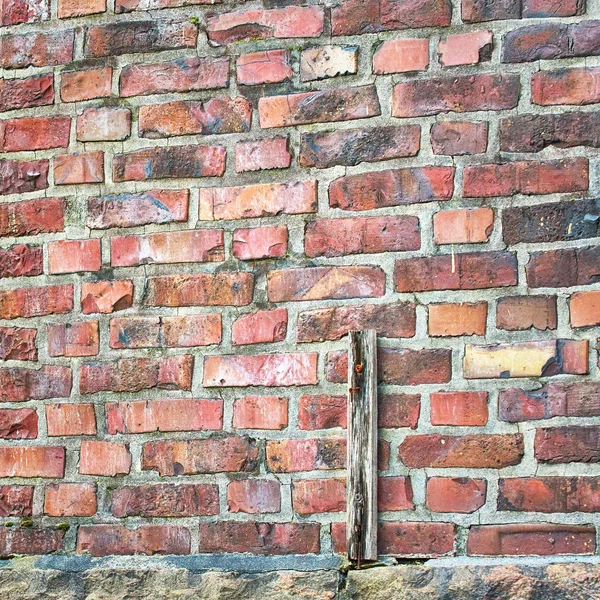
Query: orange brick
430,392,488,426
433,208,494,244
48,239,101,274
428,302,487,337
373,39,429,74
571,290,600,328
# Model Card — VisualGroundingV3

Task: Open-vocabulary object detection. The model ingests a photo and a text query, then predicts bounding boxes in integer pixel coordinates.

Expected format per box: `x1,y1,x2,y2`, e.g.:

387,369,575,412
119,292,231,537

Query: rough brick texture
0,0,597,564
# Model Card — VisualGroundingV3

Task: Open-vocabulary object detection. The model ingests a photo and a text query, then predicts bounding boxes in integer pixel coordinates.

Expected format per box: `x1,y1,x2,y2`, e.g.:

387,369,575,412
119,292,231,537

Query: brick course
0,0,598,563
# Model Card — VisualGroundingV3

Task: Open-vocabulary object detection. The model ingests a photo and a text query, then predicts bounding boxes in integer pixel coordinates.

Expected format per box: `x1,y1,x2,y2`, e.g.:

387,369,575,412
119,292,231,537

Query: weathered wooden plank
346,329,378,565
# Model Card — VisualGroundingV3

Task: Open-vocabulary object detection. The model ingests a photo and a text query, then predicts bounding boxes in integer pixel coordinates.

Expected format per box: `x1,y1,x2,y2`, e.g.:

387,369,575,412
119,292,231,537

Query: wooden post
346,329,378,566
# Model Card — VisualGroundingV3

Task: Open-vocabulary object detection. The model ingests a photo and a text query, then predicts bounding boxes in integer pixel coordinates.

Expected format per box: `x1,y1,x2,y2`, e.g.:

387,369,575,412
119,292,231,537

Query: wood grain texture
347,329,378,563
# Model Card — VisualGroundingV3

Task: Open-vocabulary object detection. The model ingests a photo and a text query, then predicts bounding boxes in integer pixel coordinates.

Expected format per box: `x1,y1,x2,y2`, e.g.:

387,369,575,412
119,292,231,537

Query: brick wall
0,0,599,561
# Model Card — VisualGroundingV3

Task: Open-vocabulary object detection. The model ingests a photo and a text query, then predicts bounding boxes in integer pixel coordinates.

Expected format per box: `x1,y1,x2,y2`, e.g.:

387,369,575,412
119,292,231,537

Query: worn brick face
2,0,600,562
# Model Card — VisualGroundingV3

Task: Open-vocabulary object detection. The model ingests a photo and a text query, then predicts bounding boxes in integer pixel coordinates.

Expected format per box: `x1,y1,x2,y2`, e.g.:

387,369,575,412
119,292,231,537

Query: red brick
44,483,96,517
499,381,600,422
233,396,288,430
1,31,74,69
79,440,131,476
468,524,595,556
139,98,252,138
237,50,292,85
144,273,253,307
106,398,222,434
297,303,416,343
502,21,600,63
499,477,600,513
113,145,225,182
109,315,221,349
399,434,524,468
535,426,600,463
393,74,519,117
48,321,99,357
45,404,96,436
207,6,324,45
84,21,197,58
497,295,557,331
0,365,71,402
0,327,37,361
439,31,493,66
199,181,317,221
0,73,54,113
88,190,188,230
306,216,420,258
77,525,190,556
198,522,319,555
500,112,600,153
571,290,600,327
142,436,258,476
430,392,488,426
332,0,451,34
2,0,49,25
462,0,581,21
48,239,101,274
204,353,317,387
327,348,451,386
54,152,105,185
60,67,112,102
293,478,346,514
169,315,222,348
81,355,193,395
300,125,420,168
0,408,37,439
111,230,224,267
232,309,287,346
235,137,291,172
379,394,421,429
395,251,517,293
298,395,347,431
267,266,385,302
373,39,429,74
259,85,380,128
532,67,600,106
379,522,455,557
81,280,133,314
1,197,64,238
433,208,493,244
112,484,218,517
0,446,64,478
267,438,346,472
301,45,358,81
431,122,489,156
0,158,49,196
526,246,600,289
378,477,414,511
329,167,454,211
503,199,599,245
120,57,228,97
464,339,588,378
233,226,288,260
0,245,43,279
76,108,130,142
0,285,73,320
428,302,487,337
227,479,281,514
0,528,64,557
58,0,105,17
522,0,584,17
0,486,33,517
0,116,70,153
427,478,487,513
